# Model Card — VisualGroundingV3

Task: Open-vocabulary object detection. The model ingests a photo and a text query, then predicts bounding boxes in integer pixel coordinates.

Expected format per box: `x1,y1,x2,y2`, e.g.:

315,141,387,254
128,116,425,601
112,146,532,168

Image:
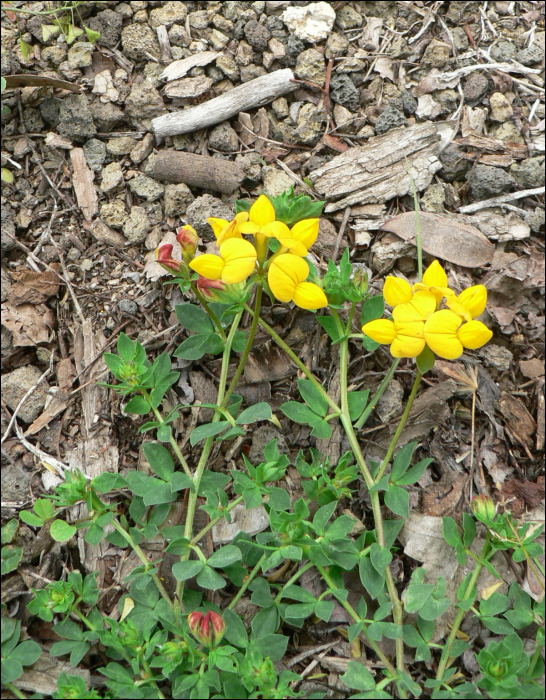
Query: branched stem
190,495,245,546
191,283,226,340
355,358,400,429
273,561,315,603
228,554,266,611
436,535,490,681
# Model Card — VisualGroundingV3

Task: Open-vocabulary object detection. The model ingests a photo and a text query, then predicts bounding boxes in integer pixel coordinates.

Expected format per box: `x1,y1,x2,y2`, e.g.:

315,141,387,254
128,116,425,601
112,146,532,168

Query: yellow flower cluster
362,261,492,360
189,195,327,310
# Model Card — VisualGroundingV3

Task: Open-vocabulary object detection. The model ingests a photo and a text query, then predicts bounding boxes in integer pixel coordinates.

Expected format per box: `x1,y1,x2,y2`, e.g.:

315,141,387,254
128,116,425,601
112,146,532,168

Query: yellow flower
189,238,257,285
362,317,425,358
239,194,288,239
207,212,249,246
424,309,493,360
392,290,436,322
446,285,488,321
383,276,413,307
413,260,454,307
268,254,327,310
277,218,320,256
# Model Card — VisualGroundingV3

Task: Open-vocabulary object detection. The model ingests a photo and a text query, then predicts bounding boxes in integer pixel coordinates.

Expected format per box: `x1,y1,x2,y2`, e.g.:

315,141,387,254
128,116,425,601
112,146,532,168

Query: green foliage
269,186,324,227
323,249,369,309
1,618,42,685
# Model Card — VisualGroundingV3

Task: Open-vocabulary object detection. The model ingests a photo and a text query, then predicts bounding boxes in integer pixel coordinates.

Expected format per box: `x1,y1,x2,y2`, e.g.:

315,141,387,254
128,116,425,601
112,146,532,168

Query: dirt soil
1,0,544,696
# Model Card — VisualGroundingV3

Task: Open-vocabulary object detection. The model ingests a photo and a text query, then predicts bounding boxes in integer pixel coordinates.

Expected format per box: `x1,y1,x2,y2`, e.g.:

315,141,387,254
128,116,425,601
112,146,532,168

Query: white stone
281,2,336,42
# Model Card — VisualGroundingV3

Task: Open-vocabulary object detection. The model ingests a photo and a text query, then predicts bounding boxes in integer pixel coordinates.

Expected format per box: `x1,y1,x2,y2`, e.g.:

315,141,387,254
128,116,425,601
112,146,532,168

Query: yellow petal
391,335,426,358
383,277,413,307
424,309,464,360
239,221,261,234
422,260,448,288
207,217,230,238
457,320,493,350
268,254,309,302
278,237,308,256
189,254,225,280
362,319,397,344
457,285,487,319
290,219,319,249
293,282,328,310
446,297,472,322
219,238,257,284
392,291,436,323
261,220,291,239
249,194,275,226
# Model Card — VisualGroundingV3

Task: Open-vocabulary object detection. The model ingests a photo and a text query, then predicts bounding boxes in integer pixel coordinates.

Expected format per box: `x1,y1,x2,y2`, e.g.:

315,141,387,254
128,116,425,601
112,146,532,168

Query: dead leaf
236,112,256,146
70,148,98,221
323,133,349,152
498,394,536,449
7,265,61,305
244,342,297,383
520,359,544,379
44,132,73,150
1,302,55,346
498,476,545,518
212,504,269,544
159,51,219,82
461,106,486,137
374,57,395,81
416,95,442,119
379,212,494,268
3,74,81,92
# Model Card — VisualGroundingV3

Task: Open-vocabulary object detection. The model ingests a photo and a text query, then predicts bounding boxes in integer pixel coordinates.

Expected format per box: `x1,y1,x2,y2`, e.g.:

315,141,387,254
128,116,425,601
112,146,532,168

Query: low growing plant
5,188,544,699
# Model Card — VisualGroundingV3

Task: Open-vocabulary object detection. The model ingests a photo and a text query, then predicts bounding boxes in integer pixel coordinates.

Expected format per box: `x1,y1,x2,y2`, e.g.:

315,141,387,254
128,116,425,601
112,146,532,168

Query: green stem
223,286,262,405
148,402,193,479
339,335,406,682
273,561,315,603
436,535,490,681
316,565,398,679
190,495,245,546
375,370,422,483
354,358,400,430
246,307,340,414
4,683,27,699
228,554,266,611
191,283,226,340
528,639,545,677
112,519,174,610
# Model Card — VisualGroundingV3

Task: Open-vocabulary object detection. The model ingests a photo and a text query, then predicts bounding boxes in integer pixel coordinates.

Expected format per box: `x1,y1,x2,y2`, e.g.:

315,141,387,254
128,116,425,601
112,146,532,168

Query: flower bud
187,611,225,647
471,494,496,523
156,244,185,275
351,266,369,297
176,225,198,262
196,275,226,301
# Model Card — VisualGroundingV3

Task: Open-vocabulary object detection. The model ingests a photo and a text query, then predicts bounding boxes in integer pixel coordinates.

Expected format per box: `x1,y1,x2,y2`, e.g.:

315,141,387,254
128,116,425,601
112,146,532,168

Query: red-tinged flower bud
187,610,225,647
471,494,496,523
196,274,226,301
176,225,198,262
156,244,186,275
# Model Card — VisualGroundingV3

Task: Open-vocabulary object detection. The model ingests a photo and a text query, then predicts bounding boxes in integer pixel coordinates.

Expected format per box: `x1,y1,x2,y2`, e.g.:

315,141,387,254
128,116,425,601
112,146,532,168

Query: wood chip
159,51,219,82
7,264,60,305
498,393,536,449
379,211,494,268
70,148,98,221
309,122,445,213
1,302,55,346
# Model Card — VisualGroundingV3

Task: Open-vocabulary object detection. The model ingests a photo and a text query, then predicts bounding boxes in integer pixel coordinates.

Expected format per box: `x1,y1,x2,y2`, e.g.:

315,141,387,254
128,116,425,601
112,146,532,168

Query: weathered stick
152,68,296,139
153,151,246,193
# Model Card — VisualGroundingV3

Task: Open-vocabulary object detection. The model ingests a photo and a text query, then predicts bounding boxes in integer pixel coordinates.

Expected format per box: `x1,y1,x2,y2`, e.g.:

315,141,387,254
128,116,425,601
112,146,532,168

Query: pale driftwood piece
156,25,171,63
13,656,90,696
152,68,296,138
458,186,546,213
159,50,219,82
67,319,119,585
309,122,443,213
153,150,246,193
70,148,98,221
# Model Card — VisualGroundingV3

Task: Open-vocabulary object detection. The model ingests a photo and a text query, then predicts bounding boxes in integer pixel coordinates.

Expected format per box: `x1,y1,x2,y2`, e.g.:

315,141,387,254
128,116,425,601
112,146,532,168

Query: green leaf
223,608,248,648
50,520,76,543
83,24,101,44
280,401,321,425
318,316,341,342
416,345,435,374
19,511,45,528
142,442,174,481
207,545,242,569
384,485,409,517
117,333,135,361
190,421,230,446
1,519,18,544
170,472,193,493
235,199,251,214
252,634,288,661
1,168,14,184
370,543,393,574
361,295,385,325
20,38,32,61
91,472,127,493
175,303,213,334
174,333,223,360
359,556,385,599
268,487,291,511
196,565,226,590
172,560,204,581
125,471,161,497
269,187,324,227
315,600,335,622
462,512,476,549
236,402,272,425
297,379,328,417
362,335,380,352
348,390,370,422
84,523,104,546
395,458,433,486
124,396,151,415
1,545,22,575
390,442,417,482
143,483,176,506
442,517,462,548
34,498,54,522
1,658,23,684
341,660,376,691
